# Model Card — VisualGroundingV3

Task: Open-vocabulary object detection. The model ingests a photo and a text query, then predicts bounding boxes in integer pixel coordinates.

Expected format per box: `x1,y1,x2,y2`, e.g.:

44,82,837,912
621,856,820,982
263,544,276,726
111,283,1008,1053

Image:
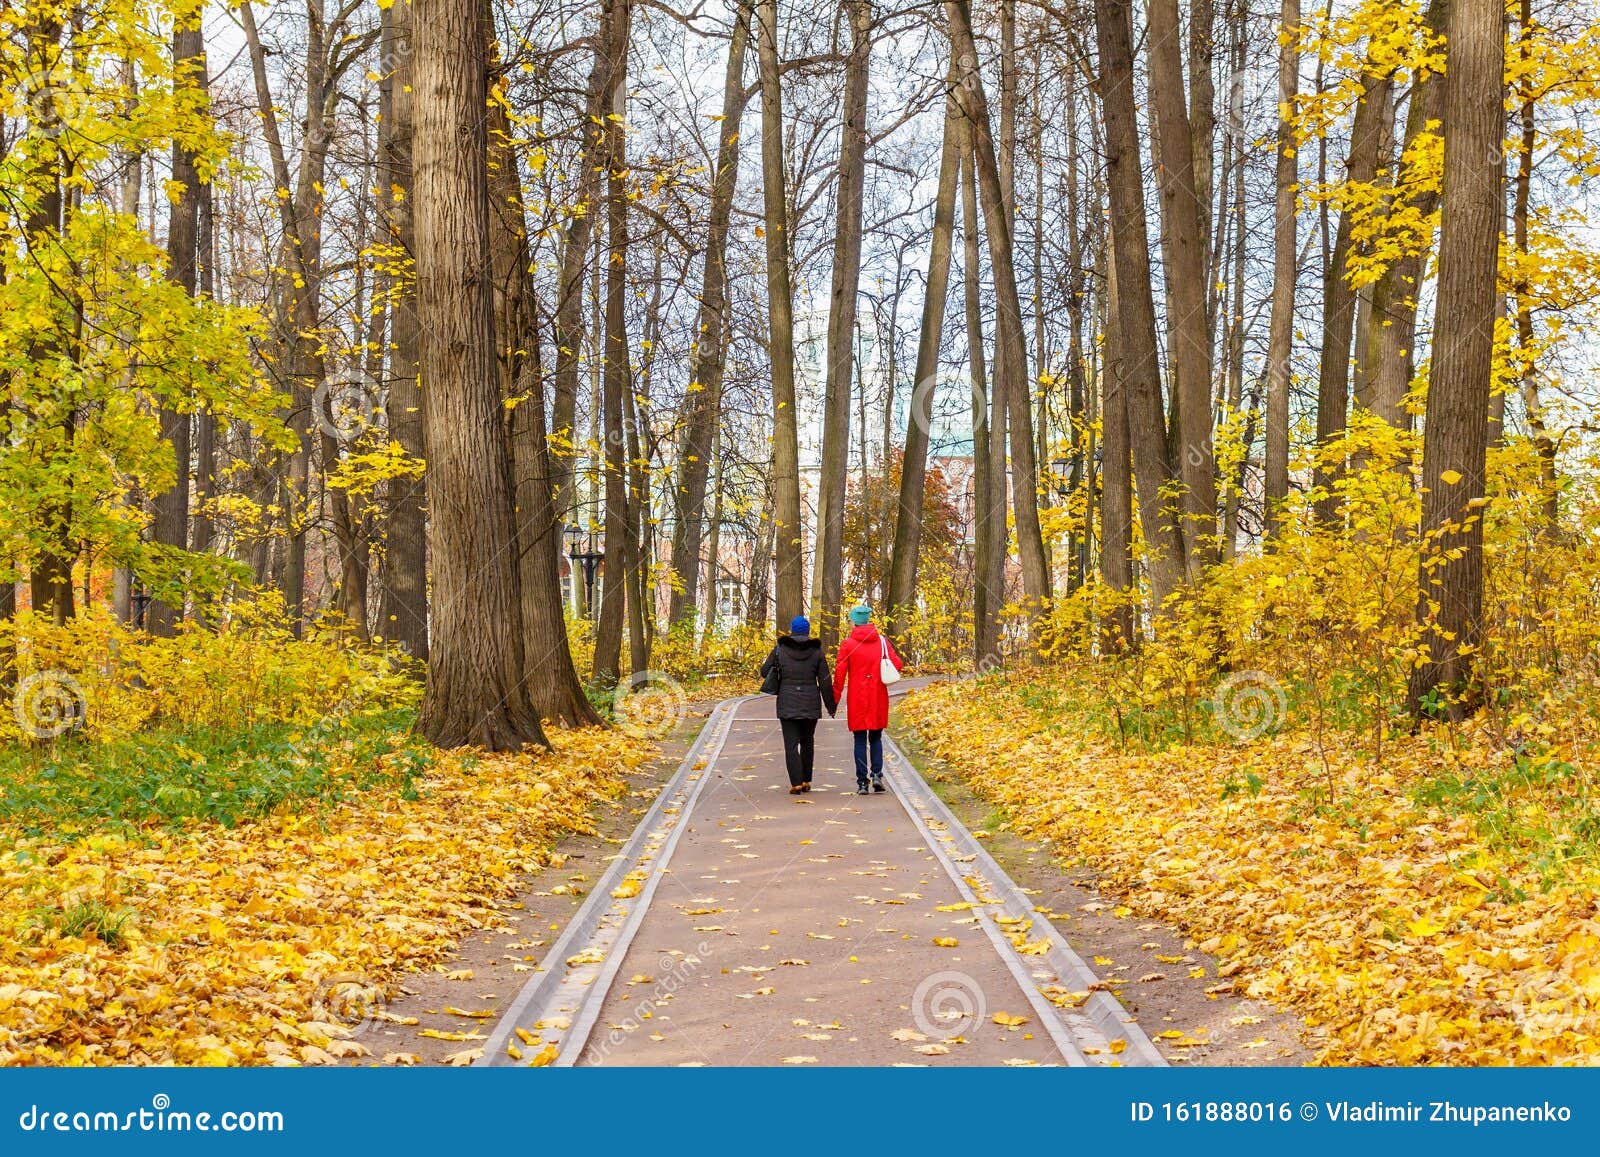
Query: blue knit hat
789,615,811,637
848,604,872,626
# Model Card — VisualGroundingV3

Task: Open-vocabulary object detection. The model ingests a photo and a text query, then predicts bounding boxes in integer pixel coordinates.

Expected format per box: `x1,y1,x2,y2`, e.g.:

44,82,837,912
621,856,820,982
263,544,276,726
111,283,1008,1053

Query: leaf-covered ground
0,720,652,1065
898,677,1600,1065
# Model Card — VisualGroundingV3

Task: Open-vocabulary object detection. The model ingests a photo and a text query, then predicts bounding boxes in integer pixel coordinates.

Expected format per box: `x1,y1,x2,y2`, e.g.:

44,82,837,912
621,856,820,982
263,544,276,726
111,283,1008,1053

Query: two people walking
759,604,904,796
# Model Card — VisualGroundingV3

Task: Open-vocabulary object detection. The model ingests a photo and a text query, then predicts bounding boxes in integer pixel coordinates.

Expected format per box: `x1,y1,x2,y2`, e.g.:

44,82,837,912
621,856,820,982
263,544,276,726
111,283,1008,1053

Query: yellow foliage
0,725,651,1065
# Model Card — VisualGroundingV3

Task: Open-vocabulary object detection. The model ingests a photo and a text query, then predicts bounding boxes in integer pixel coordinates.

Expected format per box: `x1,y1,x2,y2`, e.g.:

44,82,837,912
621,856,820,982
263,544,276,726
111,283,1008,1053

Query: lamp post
130,577,153,629
564,523,604,619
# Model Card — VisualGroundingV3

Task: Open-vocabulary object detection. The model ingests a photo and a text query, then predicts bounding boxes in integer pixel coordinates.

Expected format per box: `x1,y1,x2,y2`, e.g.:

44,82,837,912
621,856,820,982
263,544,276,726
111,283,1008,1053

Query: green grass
27,898,136,947
1413,753,1600,890
0,707,433,836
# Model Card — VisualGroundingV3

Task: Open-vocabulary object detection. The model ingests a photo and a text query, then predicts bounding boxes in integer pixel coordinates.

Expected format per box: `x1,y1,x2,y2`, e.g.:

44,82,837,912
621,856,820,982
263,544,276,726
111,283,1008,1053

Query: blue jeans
853,729,883,786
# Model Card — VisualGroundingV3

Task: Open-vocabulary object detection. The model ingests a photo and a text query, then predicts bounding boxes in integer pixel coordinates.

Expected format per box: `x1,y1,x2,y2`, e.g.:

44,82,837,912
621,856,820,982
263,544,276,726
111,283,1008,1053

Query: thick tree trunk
148,19,207,635
667,7,749,628
1147,0,1218,572
1091,0,1186,610
756,0,805,631
1263,0,1300,536
413,0,547,750
377,0,429,660
887,67,960,636
946,1,1050,628
484,13,599,727
814,0,872,648
1405,0,1504,719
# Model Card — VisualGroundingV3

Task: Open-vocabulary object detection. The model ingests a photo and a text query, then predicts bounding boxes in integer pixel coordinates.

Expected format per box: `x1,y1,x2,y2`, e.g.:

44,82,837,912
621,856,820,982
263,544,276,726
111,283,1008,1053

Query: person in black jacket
759,615,838,794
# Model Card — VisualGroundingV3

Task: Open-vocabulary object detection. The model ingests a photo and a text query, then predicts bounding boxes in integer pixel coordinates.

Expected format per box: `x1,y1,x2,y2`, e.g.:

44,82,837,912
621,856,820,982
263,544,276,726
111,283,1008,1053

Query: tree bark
946,0,1050,627
1405,0,1504,719
667,6,750,628
148,18,207,635
1147,0,1219,572
814,0,872,648
550,3,619,519
592,0,633,687
413,0,548,750
484,8,599,726
1312,63,1392,523
1263,0,1300,536
888,64,960,636
1100,231,1135,650
756,0,805,631
1090,0,1186,610
963,131,1002,666
376,0,430,660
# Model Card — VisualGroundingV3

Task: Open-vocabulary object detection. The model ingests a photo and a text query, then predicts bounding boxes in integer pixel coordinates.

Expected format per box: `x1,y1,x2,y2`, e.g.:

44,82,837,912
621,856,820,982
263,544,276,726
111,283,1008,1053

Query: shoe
789,785,804,795
872,779,886,794
856,783,869,796
801,782,812,792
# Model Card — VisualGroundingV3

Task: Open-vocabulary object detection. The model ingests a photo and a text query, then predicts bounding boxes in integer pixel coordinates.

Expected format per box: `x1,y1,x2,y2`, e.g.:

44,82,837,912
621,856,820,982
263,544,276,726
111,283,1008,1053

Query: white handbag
879,635,901,684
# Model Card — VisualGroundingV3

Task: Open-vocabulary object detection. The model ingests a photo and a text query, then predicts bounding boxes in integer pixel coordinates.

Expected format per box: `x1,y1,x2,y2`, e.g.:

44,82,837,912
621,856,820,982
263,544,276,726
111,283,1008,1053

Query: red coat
833,624,903,732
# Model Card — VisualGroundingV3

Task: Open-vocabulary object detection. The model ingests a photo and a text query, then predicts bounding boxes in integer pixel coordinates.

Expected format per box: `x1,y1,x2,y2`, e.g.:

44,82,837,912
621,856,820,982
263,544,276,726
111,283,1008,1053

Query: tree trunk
1311,63,1392,523
412,0,547,750
1263,0,1300,536
484,10,599,726
1091,0,1186,610
667,7,749,628
814,0,872,648
946,0,1049,628
148,18,207,635
1100,232,1135,651
1510,0,1557,522
377,0,429,660
963,132,1002,666
1405,0,1504,719
592,0,633,687
756,0,805,631
550,3,619,520
887,64,960,636
1147,0,1218,572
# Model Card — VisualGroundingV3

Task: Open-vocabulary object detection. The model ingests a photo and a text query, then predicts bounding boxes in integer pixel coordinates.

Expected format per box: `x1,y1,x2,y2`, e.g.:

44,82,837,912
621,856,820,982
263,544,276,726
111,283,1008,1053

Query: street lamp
564,523,604,618
130,577,153,629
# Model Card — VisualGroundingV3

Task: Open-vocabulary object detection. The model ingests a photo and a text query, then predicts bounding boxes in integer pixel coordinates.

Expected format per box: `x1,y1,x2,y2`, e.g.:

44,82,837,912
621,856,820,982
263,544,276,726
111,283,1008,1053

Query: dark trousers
779,717,818,787
852,729,884,785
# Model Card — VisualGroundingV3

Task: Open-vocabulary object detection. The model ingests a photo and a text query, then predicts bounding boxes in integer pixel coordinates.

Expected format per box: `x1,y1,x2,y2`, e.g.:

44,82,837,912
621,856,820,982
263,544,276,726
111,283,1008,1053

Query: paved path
480,687,1160,1068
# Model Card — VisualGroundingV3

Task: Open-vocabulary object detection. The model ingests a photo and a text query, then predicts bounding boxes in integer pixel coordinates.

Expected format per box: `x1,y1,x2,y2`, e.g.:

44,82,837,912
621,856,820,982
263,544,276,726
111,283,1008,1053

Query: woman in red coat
832,604,903,795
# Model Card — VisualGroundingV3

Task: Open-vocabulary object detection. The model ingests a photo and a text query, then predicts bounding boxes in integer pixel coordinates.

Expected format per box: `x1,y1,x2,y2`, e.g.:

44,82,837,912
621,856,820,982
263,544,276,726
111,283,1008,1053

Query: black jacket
760,635,838,720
